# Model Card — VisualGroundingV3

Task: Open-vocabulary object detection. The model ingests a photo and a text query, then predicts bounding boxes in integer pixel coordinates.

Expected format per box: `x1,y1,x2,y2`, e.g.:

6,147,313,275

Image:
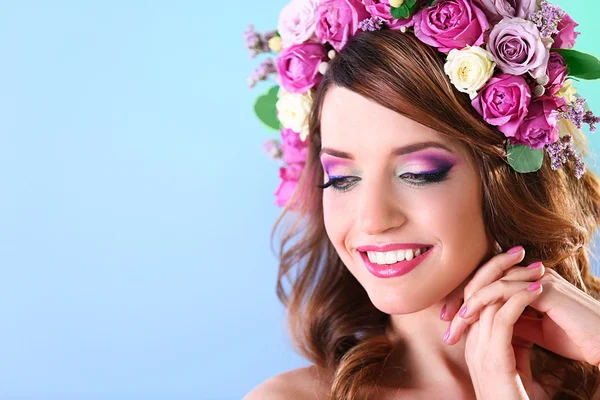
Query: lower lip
360,247,433,278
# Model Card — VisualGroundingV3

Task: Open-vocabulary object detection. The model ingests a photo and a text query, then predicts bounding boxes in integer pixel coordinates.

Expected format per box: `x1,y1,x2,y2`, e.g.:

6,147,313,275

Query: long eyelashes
317,167,452,193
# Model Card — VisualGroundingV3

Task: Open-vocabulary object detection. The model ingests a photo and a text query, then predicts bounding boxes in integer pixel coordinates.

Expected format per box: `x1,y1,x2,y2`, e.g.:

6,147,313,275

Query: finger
502,261,545,281
441,293,463,321
463,246,525,301
444,270,544,345
492,282,543,356
460,264,545,320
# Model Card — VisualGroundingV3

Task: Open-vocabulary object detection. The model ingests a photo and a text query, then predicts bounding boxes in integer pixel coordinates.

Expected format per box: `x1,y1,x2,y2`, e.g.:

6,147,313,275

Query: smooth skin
245,86,600,399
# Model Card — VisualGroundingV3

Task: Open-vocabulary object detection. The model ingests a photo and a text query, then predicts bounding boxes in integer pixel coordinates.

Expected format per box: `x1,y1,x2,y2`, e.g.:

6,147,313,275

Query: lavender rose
552,13,580,49
361,0,414,30
276,43,328,93
472,73,532,137
413,0,489,54
277,0,321,49
545,52,567,95
513,96,561,149
275,163,305,208
281,128,308,164
472,0,537,24
316,0,370,51
487,18,551,80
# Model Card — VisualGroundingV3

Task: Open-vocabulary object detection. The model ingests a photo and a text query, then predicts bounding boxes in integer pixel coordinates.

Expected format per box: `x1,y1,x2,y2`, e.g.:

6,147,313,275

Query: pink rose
545,52,567,95
413,0,489,53
472,0,537,24
316,0,370,51
361,0,414,30
513,96,561,149
274,163,305,208
277,0,321,48
472,73,532,137
487,18,550,80
276,43,328,93
552,13,580,49
281,128,308,164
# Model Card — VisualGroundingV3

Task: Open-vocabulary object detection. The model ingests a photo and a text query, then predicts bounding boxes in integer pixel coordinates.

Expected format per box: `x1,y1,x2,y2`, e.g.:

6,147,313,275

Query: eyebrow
319,141,454,160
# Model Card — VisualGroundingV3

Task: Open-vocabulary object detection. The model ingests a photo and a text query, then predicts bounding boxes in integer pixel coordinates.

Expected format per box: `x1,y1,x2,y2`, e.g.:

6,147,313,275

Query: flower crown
244,0,600,208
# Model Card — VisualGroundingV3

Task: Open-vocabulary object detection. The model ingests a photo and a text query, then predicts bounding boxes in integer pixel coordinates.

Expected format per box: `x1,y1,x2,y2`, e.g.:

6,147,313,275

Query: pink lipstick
359,246,433,278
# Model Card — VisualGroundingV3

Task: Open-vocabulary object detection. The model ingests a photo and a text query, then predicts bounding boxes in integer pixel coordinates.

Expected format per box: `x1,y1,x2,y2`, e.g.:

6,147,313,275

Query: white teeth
385,252,396,264
365,247,430,265
396,250,405,262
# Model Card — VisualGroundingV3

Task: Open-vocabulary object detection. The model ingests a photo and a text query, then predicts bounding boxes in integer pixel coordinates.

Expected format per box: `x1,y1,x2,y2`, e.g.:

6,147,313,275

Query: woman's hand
442,247,543,399
441,245,600,397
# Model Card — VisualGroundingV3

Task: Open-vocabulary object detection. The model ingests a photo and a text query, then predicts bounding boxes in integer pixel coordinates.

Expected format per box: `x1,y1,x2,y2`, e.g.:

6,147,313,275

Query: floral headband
244,0,600,208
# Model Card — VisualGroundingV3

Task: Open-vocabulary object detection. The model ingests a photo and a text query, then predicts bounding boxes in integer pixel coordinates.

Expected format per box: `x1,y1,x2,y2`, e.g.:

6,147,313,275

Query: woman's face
320,86,493,315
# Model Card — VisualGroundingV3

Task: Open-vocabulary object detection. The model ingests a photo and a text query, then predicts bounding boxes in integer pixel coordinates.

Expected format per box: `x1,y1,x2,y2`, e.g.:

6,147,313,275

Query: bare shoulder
243,365,331,400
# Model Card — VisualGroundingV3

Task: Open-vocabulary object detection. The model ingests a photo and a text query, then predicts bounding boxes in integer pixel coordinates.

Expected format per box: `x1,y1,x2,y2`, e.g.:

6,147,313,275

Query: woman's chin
366,288,435,315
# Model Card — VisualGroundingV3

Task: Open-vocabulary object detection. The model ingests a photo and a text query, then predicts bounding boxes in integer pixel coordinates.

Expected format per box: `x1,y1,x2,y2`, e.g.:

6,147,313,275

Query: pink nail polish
443,330,450,342
527,261,543,269
507,246,524,254
527,281,541,291
440,305,446,319
459,306,467,317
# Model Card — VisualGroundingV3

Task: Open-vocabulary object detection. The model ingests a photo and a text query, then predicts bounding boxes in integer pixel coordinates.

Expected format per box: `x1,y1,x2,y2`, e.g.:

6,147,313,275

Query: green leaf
405,0,416,7
254,85,281,131
555,49,600,80
398,4,410,18
391,4,411,19
390,6,403,19
506,142,544,173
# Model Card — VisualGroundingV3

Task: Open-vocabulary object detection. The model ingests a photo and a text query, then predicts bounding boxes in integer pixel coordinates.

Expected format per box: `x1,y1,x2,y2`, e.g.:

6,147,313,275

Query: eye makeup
318,148,460,192
397,151,459,174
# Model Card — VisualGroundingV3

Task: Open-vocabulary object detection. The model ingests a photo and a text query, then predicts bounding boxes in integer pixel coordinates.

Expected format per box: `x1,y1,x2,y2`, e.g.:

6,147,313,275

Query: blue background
0,1,598,399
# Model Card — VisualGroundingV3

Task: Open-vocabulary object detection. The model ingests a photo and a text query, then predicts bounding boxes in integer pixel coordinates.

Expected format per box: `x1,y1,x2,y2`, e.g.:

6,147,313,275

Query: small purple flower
545,135,587,178
557,97,600,132
247,58,277,89
358,16,385,31
244,24,277,59
528,1,565,39
262,138,283,161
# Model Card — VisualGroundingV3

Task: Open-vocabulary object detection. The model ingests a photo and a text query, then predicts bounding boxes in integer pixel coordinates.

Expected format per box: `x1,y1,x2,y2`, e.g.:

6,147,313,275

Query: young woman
244,1,600,398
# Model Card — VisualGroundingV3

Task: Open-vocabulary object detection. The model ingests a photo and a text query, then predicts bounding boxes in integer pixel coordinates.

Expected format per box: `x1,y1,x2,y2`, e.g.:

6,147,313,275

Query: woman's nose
356,180,407,235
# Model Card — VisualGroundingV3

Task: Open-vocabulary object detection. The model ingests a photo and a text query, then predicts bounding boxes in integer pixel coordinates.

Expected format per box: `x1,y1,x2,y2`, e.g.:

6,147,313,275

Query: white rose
556,79,577,104
444,46,496,100
277,0,320,49
276,90,313,141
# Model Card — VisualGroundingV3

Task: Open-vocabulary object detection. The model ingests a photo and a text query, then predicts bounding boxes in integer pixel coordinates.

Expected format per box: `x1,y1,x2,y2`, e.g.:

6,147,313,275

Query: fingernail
459,305,467,317
440,304,446,319
443,329,450,342
527,281,541,291
507,246,524,254
527,261,543,269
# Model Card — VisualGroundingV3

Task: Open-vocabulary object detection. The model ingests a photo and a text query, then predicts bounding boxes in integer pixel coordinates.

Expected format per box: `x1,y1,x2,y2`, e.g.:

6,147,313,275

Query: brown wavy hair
271,29,600,399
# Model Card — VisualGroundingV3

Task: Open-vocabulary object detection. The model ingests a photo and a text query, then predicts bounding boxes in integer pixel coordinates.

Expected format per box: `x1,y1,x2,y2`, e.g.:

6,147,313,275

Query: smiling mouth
359,246,434,278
